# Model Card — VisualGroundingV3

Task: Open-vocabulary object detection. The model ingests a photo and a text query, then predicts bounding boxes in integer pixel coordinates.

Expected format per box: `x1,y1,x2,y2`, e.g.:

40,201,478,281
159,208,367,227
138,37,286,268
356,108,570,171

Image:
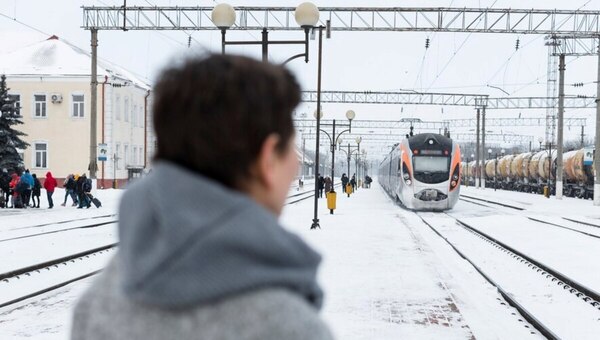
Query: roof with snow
0,35,149,90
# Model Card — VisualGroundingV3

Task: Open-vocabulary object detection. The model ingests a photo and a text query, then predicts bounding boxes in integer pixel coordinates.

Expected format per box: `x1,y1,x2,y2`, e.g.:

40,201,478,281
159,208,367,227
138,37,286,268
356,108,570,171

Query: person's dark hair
153,54,301,189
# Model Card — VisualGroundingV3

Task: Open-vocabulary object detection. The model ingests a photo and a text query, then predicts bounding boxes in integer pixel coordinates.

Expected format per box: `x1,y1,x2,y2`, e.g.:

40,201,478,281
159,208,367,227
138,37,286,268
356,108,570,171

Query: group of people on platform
316,173,373,198
0,169,93,209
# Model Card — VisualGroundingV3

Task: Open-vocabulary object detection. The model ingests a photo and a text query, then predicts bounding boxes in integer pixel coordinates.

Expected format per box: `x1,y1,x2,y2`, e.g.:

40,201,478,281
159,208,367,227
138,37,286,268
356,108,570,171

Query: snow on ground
1,182,599,338
0,188,122,340
281,185,544,339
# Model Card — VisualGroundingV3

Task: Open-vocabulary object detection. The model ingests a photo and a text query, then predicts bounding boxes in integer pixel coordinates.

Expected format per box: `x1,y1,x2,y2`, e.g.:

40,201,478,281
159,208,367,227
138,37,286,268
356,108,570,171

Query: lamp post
316,110,356,213
212,2,319,64
338,141,361,197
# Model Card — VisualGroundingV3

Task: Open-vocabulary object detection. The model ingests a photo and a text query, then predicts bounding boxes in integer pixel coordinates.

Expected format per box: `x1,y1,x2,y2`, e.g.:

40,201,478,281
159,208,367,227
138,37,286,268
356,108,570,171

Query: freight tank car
472,147,595,198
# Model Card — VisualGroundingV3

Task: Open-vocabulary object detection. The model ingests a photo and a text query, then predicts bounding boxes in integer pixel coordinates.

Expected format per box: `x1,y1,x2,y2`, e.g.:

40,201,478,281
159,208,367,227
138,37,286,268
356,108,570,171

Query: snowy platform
2,184,600,338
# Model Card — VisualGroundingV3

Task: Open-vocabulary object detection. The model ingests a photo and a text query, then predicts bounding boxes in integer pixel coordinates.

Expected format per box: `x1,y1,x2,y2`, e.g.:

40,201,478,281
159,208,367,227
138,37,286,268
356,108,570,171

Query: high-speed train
378,133,461,211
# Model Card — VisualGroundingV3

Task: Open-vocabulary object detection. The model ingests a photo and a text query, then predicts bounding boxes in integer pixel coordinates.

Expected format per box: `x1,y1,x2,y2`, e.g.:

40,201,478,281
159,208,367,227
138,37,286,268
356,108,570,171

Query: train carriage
378,133,461,211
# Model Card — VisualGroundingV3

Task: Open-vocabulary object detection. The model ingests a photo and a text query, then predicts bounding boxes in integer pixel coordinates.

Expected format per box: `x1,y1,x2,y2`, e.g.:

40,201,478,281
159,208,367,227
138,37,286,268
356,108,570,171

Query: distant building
0,35,155,188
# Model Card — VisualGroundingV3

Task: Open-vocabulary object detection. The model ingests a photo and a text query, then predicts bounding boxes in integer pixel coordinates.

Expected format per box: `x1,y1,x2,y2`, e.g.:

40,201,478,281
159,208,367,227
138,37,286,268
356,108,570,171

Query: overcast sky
1,0,599,157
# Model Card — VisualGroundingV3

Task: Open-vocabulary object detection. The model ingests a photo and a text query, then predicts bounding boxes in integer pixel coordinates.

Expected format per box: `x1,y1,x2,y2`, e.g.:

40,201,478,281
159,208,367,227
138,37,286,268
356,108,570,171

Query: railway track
0,244,117,309
0,219,117,243
459,194,525,211
460,194,600,240
285,183,342,205
1,184,342,309
417,211,600,339
7,214,117,231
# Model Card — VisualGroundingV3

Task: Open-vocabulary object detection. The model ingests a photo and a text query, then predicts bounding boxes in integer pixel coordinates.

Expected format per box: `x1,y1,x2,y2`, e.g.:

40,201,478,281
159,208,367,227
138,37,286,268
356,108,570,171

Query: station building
0,35,155,188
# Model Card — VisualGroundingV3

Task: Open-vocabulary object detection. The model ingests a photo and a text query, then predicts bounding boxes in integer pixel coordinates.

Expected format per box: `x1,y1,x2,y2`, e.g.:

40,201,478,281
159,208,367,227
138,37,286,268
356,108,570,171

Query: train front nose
415,188,448,201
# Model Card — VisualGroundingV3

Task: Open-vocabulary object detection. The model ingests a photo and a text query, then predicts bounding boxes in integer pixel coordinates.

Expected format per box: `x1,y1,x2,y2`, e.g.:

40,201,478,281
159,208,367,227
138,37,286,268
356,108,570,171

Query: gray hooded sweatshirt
71,162,333,340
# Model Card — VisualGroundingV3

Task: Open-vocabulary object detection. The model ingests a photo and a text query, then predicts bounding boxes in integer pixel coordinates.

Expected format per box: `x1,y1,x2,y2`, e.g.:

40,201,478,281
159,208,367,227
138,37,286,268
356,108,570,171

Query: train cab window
413,156,450,184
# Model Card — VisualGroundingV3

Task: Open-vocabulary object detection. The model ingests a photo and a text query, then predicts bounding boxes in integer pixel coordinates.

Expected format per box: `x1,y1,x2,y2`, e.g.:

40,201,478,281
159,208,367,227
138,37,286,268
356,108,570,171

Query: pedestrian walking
324,176,332,196
62,174,79,206
31,174,41,208
20,169,33,207
43,172,58,209
350,174,357,193
8,173,20,208
77,174,91,209
0,169,10,208
318,174,325,198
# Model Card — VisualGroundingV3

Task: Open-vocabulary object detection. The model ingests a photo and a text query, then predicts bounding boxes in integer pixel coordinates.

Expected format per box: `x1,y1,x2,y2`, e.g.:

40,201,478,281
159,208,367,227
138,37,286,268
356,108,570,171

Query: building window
115,95,121,121
8,94,21,115
132,104,138,127
72,94,84,117
116,143,121,169
34,143,48,168
124,97,129,122
34,94,47,118
133,147,138,166
124,144,129,166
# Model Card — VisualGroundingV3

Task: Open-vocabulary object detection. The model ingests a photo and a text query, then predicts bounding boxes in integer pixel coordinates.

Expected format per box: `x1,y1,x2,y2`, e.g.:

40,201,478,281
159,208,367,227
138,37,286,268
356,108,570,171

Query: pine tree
0,74,28,172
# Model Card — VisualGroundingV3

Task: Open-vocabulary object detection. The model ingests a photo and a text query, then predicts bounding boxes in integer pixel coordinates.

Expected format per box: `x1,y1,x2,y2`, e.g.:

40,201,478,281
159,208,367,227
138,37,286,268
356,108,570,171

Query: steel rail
450,215,600,306
0,244,117,282
417,213,560,340
0,220,118,243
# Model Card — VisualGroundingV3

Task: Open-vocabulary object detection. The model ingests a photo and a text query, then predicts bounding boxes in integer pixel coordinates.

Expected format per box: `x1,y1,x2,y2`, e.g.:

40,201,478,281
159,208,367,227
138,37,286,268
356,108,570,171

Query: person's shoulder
209,288,334,340
73,260,334,340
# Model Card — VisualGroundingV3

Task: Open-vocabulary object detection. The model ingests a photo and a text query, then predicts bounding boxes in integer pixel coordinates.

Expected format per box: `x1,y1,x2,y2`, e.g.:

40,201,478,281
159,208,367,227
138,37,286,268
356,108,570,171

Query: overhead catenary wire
412,0,455,91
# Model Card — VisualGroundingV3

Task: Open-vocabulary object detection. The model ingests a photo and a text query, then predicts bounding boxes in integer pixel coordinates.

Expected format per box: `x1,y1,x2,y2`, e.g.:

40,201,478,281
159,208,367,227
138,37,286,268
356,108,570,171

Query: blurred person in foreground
71,54,332,340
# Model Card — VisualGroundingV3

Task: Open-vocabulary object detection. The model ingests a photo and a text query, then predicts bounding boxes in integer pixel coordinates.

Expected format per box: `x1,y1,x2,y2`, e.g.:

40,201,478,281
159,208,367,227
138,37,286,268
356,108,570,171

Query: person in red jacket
43,171,58,209
9,174,20,208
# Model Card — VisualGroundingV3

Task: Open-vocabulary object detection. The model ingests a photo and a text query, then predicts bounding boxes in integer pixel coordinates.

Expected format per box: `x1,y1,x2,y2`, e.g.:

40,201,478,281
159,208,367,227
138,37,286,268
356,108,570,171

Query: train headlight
402,162,412,185
449,165,460,191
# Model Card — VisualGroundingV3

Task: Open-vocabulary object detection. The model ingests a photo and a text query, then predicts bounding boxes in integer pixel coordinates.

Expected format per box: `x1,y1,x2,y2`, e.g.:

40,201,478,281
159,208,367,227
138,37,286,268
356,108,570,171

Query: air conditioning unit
50,93,63,103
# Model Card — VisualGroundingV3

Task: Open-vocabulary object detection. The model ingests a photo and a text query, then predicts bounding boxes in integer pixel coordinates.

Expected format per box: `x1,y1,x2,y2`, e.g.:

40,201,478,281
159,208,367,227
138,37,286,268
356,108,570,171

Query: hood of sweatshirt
118,162,323,309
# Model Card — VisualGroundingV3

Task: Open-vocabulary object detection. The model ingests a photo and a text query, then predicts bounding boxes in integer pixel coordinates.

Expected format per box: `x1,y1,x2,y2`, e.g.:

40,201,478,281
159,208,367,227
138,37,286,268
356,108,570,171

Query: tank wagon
464,147,595,198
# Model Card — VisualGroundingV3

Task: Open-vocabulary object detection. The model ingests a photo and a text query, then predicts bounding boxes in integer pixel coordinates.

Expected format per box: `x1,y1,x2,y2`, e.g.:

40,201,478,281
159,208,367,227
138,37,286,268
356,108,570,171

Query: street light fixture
338,141,361,197
213,2,319,63
315,110,356,215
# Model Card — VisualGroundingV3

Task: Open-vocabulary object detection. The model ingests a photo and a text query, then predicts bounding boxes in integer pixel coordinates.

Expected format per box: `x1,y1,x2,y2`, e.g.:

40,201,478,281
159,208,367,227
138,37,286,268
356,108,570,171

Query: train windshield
413,156,450,184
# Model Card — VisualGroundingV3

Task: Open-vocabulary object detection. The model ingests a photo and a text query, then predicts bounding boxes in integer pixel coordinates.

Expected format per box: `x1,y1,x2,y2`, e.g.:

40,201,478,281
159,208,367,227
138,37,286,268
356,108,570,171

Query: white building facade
0,35,154,188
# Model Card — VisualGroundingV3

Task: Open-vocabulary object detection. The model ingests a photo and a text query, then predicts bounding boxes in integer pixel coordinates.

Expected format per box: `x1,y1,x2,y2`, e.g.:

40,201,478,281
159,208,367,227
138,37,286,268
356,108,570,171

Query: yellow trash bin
543,185,550,198
327,190,337,214
346,184,352,197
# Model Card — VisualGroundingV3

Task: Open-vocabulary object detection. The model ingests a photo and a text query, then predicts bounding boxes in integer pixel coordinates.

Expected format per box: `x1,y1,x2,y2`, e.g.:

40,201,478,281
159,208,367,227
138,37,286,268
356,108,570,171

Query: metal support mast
595,42,600,206
475,108,480,189
89,29,98,181
481,106,486,190
545,39,559,152
556,54,566,199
